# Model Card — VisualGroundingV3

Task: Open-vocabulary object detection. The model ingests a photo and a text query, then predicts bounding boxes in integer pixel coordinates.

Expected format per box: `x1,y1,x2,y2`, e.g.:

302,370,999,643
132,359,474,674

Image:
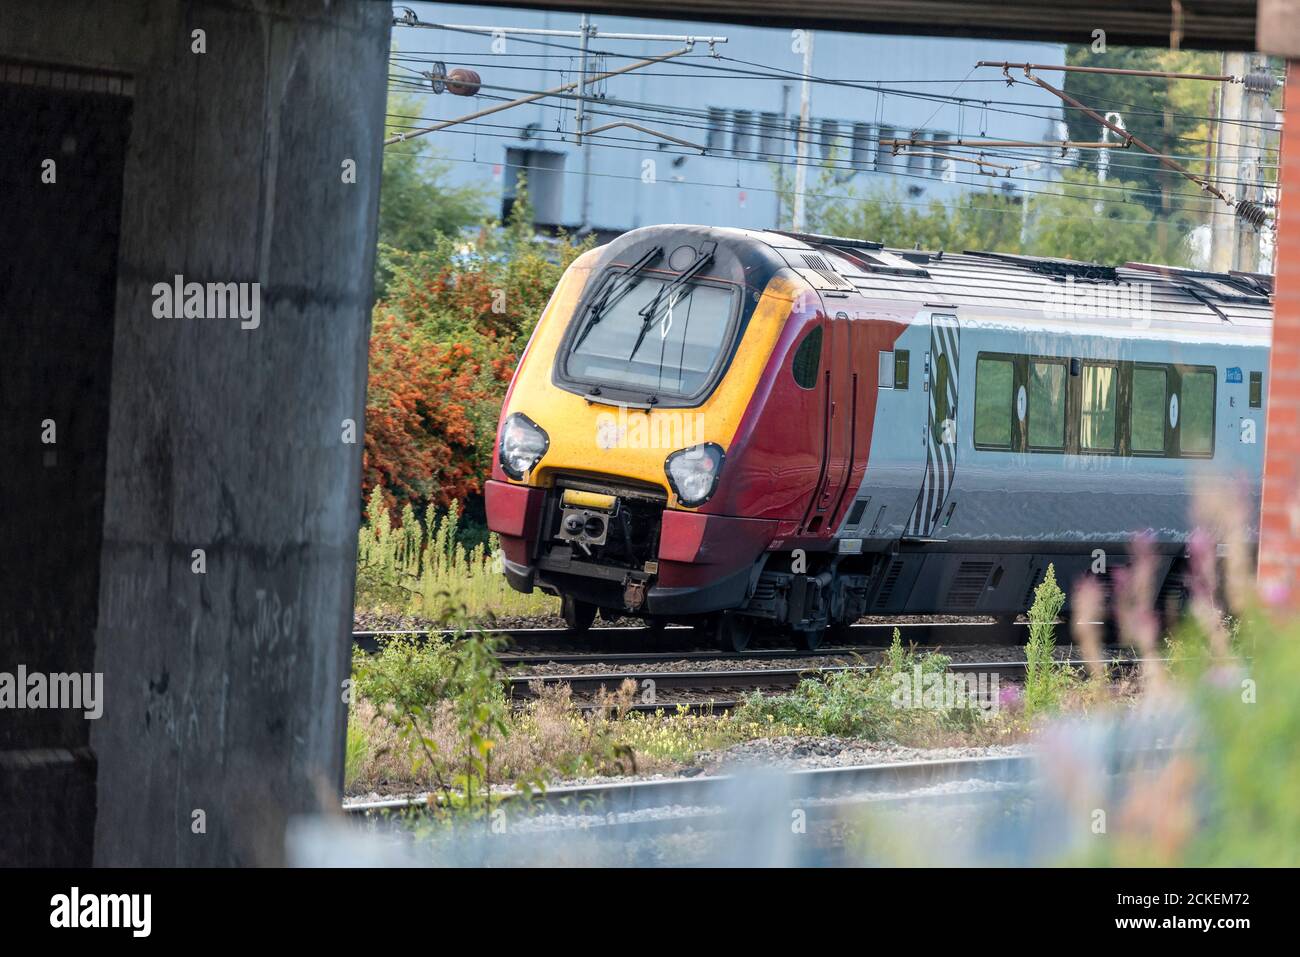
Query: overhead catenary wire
402,24,1266,138
383,89,1277,202
384,45,699,146
391,17,1284,144
385,64,1284,187
386,70,1275,170
385,22,1280,222
384,146,1221,230
390,21,1284,149
1003,63,1255,218
388,49,1282,157
383,114,1248,218
382,89,1279,198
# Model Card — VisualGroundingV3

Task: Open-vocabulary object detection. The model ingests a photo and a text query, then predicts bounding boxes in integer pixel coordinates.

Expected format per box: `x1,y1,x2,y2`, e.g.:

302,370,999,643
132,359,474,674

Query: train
485,224,1272,651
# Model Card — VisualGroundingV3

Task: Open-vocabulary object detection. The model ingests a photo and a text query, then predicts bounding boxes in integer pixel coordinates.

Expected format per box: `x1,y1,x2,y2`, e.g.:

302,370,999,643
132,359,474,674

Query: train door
800,309,853,535
906,313,960,538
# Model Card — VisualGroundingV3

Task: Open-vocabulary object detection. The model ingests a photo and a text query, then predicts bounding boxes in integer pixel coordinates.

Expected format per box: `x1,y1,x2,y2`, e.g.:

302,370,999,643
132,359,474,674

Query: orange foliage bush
362,184,593,523
363,312,494,516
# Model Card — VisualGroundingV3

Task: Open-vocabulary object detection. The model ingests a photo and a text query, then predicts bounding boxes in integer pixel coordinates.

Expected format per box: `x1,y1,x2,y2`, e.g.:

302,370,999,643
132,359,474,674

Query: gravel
354,611,647,632
356,611,1007,634
687,737,1032,775
472,738,1034,793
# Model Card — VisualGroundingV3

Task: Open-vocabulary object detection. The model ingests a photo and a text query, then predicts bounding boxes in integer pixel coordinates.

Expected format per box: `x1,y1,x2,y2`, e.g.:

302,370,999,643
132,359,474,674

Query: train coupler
623,576,648,612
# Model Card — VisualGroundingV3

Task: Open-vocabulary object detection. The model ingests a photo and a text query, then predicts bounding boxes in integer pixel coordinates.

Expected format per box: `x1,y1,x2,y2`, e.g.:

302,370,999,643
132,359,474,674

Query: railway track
345,743,1172,819
344,752,1038,818
507,656,1149,713
353,623,1153,712
340,746,1177,865
352,619,1029,656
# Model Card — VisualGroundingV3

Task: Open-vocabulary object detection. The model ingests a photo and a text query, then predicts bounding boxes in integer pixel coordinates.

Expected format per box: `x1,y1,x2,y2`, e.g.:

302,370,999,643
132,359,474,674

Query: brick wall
1258,63,1300,603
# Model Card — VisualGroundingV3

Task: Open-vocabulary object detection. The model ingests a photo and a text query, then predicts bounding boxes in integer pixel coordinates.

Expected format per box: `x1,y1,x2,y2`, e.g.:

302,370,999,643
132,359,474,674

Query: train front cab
485,227,841,634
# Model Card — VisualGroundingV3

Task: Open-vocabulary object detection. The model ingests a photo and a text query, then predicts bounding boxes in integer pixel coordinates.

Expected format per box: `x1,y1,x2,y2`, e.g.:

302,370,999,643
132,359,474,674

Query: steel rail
343,752,1040,817
352,620,1027,653
506,657,1147,701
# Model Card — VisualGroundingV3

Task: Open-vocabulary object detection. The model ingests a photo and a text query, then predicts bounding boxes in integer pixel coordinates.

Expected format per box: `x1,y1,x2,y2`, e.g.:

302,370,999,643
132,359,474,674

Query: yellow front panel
503,252,800,508
561,489,617,511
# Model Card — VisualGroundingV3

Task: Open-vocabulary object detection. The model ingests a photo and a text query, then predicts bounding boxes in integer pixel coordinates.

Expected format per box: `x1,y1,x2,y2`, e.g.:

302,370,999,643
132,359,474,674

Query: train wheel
825,623,856,647
561,595,598,634
992,614,1020,642
796,626,826,652
643,616,669,648
714,612,754,654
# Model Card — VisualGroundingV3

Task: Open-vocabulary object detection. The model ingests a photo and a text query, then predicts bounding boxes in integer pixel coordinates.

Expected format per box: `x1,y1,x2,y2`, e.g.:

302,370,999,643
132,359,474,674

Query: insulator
426,63,480,97
446,69,481,97
1236,200,1270,229
1242,70,1276,95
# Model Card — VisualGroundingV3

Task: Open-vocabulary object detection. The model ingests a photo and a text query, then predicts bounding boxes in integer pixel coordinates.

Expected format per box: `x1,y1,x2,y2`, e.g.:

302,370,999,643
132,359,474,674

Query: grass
346,481,1300,865
345,672,751,795
355,487,555,623
732,630,1031,747
344,629,1046,799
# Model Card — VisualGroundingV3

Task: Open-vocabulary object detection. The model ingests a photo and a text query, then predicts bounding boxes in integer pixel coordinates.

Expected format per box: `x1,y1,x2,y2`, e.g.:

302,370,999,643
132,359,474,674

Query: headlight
499,413,549,479
665,443,725,507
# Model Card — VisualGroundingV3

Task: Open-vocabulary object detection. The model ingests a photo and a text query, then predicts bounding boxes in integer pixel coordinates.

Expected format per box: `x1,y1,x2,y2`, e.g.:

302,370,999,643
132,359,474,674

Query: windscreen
564,272,738,399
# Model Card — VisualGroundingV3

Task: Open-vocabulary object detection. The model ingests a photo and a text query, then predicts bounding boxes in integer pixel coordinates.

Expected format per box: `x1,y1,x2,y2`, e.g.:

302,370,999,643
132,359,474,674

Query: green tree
376,89,488,290
1061,46,1223,216
366,177,594,523
1057,45,1283,261
1029,170,1180,265
785,156,1195,267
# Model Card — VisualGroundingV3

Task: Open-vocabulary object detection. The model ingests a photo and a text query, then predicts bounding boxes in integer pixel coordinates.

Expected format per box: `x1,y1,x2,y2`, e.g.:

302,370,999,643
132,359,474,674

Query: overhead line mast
975,59,1279,244
791,30,814,232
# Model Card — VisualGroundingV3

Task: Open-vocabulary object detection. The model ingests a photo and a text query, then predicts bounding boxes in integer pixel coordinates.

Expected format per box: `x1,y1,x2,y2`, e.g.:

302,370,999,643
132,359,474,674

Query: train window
792,326,822,389
1180,369,1215,456
895,350,910,389
1250,371,1263,409
878,351,895,388
1080,363,1118,452
565,274,739,400
1131,366,1167,453
1028,360,1066,449
974,355,1013,448
933,353,952,443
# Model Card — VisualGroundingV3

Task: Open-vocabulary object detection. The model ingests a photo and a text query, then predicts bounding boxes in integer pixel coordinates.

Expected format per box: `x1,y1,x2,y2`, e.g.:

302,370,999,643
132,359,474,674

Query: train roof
749,227,1274,336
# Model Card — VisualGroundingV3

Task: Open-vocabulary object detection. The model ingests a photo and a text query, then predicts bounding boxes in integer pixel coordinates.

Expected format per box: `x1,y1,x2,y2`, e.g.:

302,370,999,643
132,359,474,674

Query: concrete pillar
0,0,389,865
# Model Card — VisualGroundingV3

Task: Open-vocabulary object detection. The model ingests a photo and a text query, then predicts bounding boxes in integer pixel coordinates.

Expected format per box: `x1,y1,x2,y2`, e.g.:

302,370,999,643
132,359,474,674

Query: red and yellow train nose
485,229,806,619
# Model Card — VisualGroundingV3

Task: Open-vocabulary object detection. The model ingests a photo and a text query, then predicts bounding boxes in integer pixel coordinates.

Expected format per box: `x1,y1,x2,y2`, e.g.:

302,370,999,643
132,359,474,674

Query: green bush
734,631,958,739
1024,563,1072,716
353,632,514,815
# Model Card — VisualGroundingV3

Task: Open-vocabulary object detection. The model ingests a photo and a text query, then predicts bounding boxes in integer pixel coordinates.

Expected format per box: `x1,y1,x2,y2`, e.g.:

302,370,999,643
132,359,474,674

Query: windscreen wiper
571,245,663,351
627,241,716,362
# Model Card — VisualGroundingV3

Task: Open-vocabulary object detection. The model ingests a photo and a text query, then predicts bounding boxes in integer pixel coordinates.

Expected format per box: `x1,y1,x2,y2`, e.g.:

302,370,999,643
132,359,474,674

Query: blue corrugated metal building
396,3,1067,235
